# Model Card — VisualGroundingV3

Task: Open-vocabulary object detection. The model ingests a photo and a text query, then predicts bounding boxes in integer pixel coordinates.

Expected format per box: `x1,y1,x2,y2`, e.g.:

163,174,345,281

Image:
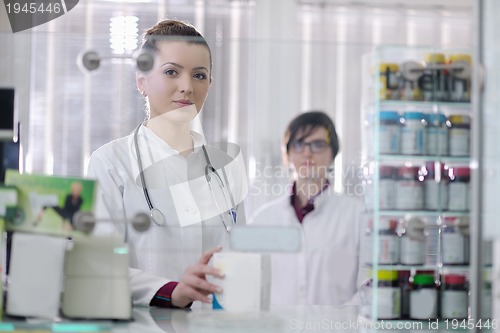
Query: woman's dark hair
284,111,340,159
140,19,212,72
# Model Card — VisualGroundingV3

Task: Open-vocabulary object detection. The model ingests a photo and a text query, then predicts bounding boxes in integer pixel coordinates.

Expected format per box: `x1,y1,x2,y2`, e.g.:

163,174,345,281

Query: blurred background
0,0,473,214
6,0,500,324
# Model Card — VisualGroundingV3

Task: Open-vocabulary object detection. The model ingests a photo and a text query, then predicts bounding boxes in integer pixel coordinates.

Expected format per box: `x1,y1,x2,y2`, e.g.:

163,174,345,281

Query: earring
141,90,147,97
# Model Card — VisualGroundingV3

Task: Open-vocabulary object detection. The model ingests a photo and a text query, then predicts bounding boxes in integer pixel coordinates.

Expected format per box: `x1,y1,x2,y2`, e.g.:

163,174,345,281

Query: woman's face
287,126,333,181
70,182,83,196
137,40,211,120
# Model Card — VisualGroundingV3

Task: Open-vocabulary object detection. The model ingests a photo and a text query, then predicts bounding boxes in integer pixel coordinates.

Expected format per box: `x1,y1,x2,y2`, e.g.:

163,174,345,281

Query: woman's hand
171,246,224,308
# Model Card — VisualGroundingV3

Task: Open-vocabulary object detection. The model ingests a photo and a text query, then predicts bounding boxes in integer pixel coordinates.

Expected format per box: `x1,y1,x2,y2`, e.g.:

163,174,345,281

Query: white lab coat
87,125,247,306
250,188,366,306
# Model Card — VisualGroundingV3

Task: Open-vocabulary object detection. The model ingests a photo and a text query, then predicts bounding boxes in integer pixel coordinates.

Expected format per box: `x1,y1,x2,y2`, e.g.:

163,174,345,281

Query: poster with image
4,169,96,236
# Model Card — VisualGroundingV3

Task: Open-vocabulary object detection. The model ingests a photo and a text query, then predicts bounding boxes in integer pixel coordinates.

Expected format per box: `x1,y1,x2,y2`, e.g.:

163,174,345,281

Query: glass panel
360,46,474,322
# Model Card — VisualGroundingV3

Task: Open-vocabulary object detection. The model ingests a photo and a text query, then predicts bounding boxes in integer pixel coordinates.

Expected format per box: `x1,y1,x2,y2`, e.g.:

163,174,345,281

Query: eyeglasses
289,140,329,153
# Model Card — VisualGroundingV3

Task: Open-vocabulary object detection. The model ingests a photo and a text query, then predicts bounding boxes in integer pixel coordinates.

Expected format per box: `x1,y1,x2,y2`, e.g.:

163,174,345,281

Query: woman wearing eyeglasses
250,111,366,306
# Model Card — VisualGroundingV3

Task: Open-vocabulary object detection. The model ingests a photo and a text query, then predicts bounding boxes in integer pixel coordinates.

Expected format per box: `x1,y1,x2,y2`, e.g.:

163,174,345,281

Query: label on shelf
425,225,440,266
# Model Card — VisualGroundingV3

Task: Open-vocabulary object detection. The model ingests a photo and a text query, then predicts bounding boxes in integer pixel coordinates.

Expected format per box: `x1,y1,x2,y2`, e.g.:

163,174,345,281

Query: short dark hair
140,19,212,72
284,111,340,159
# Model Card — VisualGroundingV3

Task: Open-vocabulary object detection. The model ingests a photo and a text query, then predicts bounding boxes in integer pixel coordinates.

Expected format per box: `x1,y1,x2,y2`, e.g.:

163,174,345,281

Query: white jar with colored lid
447,167,470,212
448,115,471,157
423,162,448,211
442,217,467,265
426,113,449,156
366,218,400,265
375,270,401,320
395,166,424,210
441,274,468,319
401,111,426,155
379,166,397,210
410,274,438,319
379,111,401,155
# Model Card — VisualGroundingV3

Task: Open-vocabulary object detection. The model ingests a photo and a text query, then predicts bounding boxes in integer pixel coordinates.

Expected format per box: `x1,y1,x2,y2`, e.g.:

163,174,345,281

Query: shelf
371,265,471,273
379,100,471,110
360,47,484,324
363,101,472,113
375,155,471,164
376,210,469,217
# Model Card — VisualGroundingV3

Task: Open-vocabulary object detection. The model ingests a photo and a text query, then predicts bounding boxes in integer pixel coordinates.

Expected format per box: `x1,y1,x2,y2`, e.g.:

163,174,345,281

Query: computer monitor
0,141,19,183
0,88,14,131
0,88,18,182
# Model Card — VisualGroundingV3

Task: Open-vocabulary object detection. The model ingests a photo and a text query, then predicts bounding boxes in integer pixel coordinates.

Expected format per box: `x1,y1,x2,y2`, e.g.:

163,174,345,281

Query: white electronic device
229,225,302,253
61,235,131,320
6,232,67,319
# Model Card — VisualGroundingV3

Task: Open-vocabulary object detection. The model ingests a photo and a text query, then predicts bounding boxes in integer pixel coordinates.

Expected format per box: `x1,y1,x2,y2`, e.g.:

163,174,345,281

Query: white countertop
112,305,476,333
1,305,484,332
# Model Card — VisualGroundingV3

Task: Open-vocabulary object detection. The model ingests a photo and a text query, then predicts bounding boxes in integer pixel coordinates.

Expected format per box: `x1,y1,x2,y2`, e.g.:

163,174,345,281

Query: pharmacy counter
0,306,484,332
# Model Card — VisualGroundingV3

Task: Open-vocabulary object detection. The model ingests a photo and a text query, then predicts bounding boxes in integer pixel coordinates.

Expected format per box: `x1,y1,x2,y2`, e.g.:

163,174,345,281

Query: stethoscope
133,125,237,233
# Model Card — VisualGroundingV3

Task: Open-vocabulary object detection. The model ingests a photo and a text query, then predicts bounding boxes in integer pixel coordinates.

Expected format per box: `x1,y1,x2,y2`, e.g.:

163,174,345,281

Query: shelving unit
359,46,493,324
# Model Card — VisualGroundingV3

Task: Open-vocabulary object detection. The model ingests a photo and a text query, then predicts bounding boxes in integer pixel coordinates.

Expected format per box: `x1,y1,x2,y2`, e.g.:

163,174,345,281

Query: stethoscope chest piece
150,208,166,226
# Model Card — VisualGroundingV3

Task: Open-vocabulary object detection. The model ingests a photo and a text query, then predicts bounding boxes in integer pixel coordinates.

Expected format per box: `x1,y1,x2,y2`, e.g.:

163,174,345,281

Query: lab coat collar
289,177,338,206
128,124,206,182
309,181,341,208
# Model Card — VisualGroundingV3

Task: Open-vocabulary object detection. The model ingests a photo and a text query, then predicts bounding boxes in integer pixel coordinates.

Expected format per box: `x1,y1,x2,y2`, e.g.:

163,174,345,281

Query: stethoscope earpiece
134,50,155,73
78,50,101,72
132,212,152,232
73,211,97,233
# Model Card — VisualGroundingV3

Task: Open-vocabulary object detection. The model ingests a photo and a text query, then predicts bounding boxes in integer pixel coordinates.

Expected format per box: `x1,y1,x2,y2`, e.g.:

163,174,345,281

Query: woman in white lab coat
87,19,246,308
250,111,366,306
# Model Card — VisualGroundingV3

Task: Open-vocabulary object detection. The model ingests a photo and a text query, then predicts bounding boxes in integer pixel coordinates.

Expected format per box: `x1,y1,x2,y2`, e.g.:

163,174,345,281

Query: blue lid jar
380,111,400,122
400,112,426,155
403,111,425,121
427,113,447,125
379,111,401,155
